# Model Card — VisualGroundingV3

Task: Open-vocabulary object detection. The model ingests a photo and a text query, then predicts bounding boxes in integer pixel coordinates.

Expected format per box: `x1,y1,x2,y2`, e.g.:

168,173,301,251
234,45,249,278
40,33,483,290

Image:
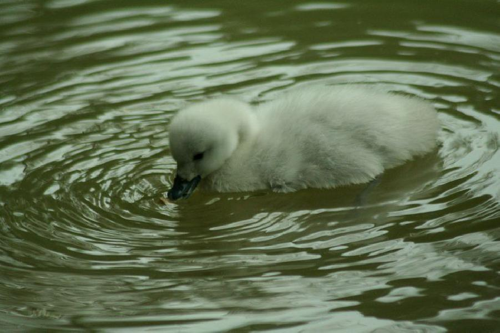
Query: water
1,0,499,331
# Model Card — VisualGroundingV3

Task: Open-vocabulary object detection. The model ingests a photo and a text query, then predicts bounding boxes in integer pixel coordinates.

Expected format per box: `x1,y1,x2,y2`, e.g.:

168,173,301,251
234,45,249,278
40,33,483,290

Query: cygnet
166,86,439,200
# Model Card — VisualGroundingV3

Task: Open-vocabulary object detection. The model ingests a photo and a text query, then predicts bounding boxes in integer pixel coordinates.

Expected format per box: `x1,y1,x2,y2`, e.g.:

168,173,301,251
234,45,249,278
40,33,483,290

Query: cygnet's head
167,99,254,200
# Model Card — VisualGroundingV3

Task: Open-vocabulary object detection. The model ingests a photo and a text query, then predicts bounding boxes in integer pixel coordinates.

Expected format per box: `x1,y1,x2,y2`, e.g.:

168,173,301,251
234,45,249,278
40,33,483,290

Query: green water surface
1,0,500,331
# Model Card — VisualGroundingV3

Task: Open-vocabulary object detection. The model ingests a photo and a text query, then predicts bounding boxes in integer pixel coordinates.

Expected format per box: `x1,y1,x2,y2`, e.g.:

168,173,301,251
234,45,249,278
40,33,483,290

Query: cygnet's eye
193,152,204,161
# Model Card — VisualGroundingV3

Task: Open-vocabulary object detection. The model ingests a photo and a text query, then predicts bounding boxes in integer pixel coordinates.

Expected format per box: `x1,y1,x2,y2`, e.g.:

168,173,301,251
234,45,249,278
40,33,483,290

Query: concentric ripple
1,0,499,331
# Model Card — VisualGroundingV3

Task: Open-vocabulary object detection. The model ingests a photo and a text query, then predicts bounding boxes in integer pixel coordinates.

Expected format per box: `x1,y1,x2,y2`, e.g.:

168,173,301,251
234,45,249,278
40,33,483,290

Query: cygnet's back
167,86,439,199
244,86,439,192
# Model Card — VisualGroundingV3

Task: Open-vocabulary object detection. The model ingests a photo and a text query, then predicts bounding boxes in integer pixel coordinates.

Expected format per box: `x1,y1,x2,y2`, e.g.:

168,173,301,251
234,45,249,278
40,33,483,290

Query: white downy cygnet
166,86,439,200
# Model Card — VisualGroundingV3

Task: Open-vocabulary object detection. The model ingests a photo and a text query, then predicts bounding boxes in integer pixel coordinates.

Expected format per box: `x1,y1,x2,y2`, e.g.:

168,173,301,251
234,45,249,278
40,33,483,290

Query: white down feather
168,86,439,193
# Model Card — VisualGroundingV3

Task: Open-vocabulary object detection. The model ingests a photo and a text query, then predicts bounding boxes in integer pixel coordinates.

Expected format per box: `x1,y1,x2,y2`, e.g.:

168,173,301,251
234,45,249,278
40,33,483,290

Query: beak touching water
167,175,201,200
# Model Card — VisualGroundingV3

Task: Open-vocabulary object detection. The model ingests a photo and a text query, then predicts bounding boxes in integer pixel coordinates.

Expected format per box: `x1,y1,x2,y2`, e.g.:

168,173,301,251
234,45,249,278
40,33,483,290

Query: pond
1,0,499,331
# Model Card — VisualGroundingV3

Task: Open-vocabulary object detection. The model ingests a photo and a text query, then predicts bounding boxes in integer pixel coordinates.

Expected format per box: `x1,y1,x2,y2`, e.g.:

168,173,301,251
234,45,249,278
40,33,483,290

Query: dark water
1,0,500,331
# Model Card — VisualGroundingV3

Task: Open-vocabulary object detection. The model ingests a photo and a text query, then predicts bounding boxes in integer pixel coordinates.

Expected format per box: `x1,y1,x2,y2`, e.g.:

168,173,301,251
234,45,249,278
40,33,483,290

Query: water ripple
1,0,499,331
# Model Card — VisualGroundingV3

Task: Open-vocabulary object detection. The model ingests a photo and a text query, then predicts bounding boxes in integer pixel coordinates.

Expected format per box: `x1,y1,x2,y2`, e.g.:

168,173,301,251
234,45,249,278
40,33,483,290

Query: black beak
167,175,201,200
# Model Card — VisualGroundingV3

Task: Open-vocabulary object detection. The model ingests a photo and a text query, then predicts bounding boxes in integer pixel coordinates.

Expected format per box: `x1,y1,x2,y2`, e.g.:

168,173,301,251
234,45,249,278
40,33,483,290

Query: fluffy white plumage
168,86,439,196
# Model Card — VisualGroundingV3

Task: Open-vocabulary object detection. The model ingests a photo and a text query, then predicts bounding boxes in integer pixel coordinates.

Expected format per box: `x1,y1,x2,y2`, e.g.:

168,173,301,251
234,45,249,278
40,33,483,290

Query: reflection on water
1,0,499,331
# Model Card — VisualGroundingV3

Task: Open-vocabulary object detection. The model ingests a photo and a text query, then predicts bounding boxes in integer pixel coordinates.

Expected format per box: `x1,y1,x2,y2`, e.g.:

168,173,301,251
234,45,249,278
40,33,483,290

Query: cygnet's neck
202,100,259,191
237,106,259,145
210,99,259,145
